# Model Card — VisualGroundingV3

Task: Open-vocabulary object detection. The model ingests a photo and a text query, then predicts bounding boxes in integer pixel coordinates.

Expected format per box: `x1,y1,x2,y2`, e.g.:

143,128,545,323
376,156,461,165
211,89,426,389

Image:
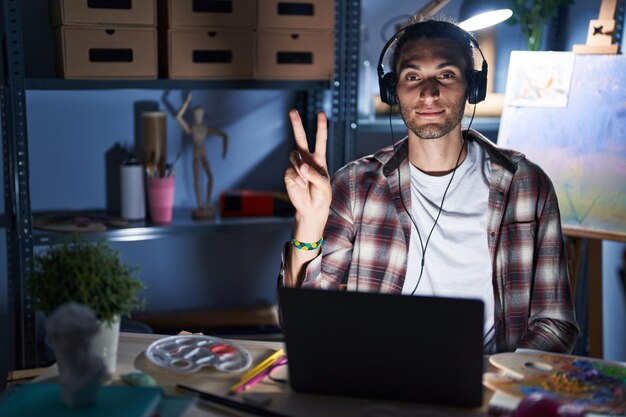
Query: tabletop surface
36,332,492,417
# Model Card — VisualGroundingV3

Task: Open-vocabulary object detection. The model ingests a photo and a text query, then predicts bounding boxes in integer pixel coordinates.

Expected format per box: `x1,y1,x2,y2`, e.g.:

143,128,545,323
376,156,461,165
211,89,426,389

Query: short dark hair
390,17,476,82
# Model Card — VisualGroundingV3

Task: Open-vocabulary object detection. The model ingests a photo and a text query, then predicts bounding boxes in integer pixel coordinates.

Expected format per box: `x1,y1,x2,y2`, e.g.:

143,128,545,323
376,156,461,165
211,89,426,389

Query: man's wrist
293,216,327,243
290,237,323,251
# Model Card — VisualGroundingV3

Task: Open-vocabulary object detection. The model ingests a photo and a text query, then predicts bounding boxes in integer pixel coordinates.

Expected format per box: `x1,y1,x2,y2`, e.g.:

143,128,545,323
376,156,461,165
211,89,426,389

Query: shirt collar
376,129,523,176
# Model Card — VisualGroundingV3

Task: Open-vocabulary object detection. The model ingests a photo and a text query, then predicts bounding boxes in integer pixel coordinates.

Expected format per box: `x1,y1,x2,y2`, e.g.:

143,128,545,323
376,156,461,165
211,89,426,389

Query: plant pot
91,315,121,374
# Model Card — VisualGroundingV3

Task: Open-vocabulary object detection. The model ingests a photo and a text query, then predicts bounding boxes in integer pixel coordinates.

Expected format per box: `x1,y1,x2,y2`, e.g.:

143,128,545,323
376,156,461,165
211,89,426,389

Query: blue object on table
0,383,162,417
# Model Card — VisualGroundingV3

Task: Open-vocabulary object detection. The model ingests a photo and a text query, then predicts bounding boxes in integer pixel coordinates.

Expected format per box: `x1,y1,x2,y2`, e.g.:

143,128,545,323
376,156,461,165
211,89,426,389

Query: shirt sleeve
516,175,579,353
276,240,324,288
300,163,356,289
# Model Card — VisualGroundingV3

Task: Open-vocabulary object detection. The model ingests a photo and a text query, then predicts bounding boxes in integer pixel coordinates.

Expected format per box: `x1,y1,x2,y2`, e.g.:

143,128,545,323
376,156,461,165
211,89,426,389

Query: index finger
289,109,310,154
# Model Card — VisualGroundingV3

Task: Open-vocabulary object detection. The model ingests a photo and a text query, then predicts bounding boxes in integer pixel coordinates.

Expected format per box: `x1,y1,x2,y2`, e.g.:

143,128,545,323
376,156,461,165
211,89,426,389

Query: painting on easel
498,52,626,241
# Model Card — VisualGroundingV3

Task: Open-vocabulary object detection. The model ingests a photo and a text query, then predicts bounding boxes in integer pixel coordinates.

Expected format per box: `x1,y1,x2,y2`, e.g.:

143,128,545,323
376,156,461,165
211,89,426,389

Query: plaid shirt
295,130,578,353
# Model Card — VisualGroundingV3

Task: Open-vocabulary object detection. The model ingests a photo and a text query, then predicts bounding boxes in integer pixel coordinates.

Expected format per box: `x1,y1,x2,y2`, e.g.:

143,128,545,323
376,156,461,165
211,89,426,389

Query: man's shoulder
333,156,382,187
468,129,549,176
335,142,399,176
467,130,557,197
467,130,522,166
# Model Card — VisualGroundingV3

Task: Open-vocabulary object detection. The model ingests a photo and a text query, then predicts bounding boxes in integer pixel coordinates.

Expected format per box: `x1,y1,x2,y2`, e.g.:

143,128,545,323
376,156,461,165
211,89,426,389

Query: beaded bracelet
290,237,324,251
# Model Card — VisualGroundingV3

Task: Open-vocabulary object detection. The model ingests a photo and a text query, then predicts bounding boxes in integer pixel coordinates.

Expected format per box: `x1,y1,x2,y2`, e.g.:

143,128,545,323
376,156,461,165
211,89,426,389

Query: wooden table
36,332,492,417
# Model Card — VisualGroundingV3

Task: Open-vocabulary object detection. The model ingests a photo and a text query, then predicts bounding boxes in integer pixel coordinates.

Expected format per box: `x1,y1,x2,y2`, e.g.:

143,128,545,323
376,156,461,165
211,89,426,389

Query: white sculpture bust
46,302,107,408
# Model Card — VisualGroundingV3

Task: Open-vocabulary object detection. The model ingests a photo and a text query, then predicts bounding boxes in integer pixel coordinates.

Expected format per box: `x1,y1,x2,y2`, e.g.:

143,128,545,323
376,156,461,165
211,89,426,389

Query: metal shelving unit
33,211,295,245
1,0,37,373
25,78,330,91
0,0,362,374
331,0,361,174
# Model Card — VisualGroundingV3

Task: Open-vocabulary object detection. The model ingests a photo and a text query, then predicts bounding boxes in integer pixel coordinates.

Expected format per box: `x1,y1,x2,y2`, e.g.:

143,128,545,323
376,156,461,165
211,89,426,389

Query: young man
281,18,578,354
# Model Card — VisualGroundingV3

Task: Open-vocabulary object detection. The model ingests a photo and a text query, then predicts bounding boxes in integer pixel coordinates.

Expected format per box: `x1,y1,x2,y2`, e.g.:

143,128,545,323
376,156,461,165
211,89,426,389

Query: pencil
229,348,285,393
236,357,289,393
177,384,291,417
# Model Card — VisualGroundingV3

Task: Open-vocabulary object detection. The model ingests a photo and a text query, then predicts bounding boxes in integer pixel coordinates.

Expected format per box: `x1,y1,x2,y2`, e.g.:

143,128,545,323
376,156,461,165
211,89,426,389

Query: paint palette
484,350,626,414
145,335,252,374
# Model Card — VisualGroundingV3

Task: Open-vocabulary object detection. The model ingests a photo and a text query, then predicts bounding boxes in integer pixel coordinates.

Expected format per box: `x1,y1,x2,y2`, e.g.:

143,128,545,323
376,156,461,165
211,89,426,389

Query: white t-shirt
402,141,494,346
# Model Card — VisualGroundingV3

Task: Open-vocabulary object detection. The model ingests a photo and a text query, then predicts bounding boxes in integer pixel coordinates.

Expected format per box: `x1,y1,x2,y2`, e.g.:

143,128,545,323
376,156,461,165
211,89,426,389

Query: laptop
277,287,484,407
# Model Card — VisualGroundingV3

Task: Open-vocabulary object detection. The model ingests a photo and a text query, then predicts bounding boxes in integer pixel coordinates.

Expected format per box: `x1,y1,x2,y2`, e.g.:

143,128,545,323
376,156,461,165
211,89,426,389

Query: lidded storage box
52,0,158,79
163,0,256,27
51,0,157,27
56,26,158,79
162,0,255,79
255,29,333,80
255,0,334,80
257,0,334,30
166,28,254,79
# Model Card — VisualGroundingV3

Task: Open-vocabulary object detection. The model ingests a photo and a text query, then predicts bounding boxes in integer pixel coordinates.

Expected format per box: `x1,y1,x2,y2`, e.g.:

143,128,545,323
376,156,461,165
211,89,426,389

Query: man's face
395,37,468,140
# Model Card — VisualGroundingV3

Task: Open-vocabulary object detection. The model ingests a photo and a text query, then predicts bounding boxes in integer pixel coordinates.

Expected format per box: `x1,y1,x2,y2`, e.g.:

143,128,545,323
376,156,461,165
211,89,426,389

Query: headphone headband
377,20,488,105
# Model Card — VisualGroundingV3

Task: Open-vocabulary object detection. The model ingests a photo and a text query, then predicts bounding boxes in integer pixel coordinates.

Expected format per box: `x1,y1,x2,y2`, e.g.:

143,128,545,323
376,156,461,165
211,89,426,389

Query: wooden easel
573,0,621,54
564,226,626,358
565,233,602,358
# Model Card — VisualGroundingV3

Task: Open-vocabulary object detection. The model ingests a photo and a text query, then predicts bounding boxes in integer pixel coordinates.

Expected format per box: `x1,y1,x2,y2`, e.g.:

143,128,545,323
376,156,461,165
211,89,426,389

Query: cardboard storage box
57,26,158,79
257,0,334,30
166,28,254,79
255,29,333,80
51,0,157,27
163,0,256,28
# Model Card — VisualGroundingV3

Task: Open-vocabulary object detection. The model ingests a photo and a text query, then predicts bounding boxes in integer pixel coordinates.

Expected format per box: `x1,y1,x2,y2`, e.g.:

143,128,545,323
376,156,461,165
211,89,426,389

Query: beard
399,100,465,140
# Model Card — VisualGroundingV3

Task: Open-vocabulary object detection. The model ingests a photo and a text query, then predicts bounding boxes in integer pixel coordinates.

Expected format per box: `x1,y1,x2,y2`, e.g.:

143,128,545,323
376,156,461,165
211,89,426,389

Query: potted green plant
28,236,145,372
508,0,575,51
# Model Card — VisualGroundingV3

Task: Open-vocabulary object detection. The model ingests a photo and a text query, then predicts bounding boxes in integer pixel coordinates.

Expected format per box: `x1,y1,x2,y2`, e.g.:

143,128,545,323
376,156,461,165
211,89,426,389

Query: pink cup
147,176,175,223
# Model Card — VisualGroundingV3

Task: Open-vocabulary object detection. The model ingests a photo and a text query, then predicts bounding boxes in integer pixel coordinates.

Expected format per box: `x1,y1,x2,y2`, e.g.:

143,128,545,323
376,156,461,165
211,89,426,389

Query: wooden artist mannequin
176,93,228,219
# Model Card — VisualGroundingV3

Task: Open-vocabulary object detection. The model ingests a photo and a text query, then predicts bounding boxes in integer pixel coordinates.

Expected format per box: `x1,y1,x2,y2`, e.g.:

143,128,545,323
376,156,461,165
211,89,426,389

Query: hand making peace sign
284,109,332,240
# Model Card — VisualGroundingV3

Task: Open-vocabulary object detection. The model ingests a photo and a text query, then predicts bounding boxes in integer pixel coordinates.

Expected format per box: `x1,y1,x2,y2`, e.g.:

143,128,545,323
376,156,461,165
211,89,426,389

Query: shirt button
490,232,496,237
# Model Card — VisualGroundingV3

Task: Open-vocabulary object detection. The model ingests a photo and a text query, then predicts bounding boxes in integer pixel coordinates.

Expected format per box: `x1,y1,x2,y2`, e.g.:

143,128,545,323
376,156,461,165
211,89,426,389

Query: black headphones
377,21,488,106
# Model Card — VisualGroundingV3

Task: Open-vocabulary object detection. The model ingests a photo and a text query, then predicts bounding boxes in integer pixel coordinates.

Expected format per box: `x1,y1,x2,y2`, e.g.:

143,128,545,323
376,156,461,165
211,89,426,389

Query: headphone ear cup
467,69,487,104
380,72,398,105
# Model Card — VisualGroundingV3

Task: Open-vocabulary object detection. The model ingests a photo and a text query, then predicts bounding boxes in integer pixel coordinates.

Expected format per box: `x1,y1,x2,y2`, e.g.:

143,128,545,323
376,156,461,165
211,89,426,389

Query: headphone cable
390,103,477,295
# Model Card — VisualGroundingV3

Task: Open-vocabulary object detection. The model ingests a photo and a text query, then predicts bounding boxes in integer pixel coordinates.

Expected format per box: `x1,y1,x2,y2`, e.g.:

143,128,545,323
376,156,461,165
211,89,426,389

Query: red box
56,26,158,79
257,0,334,30
255,29,333,80
51,0,157,27
220,190,294,217
163,0,256,28
165,28,254,79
